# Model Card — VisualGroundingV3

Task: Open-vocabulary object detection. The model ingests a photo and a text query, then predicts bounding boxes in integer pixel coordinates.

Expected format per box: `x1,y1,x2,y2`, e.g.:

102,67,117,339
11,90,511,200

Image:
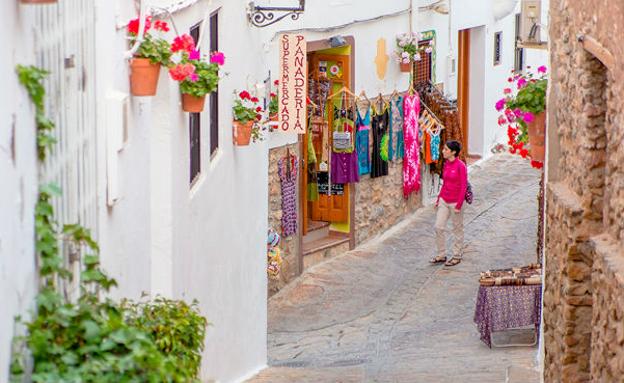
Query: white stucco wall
96,1,268,382
0,3,38,381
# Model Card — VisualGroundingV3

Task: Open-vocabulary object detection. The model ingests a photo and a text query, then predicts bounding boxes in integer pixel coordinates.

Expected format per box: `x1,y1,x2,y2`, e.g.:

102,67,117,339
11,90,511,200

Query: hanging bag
465,181,474,204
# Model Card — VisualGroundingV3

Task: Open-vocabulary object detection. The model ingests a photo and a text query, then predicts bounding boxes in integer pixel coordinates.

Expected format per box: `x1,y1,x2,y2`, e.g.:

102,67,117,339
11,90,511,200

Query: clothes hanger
358,90,372,107
327,85,358,100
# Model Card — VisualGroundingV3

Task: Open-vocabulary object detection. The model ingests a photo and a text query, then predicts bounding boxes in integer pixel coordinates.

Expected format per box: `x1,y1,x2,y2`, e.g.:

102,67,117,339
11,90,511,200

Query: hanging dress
403,94,421,197
278,156,298,237
389,96,405,161
330,109,359,184
370,105,389,178
356,107,371,175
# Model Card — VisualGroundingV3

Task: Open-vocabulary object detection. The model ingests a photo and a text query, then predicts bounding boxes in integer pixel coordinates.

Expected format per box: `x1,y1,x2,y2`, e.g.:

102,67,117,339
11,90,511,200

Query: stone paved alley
249,155,541,383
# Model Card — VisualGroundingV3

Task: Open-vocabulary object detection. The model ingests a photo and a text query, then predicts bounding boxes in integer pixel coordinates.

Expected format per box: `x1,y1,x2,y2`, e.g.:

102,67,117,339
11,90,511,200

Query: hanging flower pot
181,93,206,113
233,120,253,146
130,58,161,96
527,111,546,162
20,0,57,3
270,114,278,122
399,61,412,73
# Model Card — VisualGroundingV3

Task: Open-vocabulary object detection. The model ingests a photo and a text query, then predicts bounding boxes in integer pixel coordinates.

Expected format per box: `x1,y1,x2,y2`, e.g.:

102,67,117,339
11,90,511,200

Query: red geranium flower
274,80,279,86
168,63,196,82
127,16,152,35
256,106,263,112
270,92,277,98
171,34,196,53
251,97,259,103
154,20,170,32
530,160,543,169
239,91,251,100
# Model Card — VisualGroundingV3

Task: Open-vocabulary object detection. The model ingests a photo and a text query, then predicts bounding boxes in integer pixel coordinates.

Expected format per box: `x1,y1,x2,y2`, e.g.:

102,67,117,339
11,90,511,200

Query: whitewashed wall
0,2,38,380
95,1,268,382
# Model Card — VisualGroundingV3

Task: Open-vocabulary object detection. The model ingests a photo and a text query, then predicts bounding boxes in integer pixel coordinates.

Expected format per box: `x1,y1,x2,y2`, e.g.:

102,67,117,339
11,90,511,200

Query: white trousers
434,200,464,258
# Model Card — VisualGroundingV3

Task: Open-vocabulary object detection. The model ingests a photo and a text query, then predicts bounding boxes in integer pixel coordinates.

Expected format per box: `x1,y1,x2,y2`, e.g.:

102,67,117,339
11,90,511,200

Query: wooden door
305,53,350,224
457,29,470,153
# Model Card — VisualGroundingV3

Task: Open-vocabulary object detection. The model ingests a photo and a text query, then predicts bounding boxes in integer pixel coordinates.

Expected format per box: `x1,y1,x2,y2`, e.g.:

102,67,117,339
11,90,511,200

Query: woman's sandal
429,256,447,264
444,257,462,267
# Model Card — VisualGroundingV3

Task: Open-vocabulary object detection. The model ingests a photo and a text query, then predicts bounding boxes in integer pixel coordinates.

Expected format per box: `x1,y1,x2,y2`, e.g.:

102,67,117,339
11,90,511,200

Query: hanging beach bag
465,181,473,204
333,129,352,150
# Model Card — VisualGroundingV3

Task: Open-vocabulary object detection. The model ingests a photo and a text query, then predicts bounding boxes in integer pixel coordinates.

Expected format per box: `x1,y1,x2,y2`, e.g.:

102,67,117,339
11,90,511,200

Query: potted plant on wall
168,34,224,112
127,17,172,96
233,90,263,146
495,65,548,168
268,80,279,123
395,32,433,73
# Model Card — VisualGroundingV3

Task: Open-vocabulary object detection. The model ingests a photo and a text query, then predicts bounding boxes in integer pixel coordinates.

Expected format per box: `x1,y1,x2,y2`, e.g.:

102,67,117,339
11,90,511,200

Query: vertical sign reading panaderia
278,34,307,134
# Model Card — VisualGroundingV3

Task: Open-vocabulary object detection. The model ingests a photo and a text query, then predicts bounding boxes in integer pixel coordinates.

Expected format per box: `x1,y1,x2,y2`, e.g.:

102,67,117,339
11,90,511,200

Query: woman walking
429,140,467,267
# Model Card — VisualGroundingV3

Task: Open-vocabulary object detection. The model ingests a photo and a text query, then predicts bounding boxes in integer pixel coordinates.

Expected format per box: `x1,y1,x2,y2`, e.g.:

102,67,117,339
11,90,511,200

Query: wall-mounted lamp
329,35,347,48
248,0,306,28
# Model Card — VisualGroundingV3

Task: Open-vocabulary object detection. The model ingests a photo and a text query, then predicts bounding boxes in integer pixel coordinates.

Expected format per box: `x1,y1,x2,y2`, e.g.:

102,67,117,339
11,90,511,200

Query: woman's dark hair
445,140,461,157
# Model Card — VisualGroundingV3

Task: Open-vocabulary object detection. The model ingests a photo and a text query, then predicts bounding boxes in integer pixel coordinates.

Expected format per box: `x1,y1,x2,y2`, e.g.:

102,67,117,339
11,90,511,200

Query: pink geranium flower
537,65,547,74
495,98,506,112
503,88,512,94
168,63,196,82
522,111,535,123
210,51,225,66
189,49,200,60
517,78,527,89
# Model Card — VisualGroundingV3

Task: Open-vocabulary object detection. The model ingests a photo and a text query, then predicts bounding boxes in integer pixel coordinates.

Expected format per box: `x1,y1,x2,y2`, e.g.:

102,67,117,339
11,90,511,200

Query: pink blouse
437,158,468,210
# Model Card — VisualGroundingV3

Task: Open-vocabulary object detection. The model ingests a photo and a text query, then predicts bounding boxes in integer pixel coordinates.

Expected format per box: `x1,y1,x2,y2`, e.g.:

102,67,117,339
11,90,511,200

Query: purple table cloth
473,284,542,348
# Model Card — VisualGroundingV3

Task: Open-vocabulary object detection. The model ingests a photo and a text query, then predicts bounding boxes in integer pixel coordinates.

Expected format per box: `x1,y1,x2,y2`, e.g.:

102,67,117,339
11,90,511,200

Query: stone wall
590,234,624,381
268,143,302,294
354,160,421,244
545,1,624,381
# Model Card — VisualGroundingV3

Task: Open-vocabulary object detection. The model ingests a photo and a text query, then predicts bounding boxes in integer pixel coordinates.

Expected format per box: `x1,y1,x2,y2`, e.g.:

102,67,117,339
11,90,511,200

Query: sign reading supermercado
278,34,307,134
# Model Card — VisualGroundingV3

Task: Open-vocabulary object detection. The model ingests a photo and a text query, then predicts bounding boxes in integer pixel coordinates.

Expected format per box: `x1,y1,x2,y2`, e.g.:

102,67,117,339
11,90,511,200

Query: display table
473,284,542,348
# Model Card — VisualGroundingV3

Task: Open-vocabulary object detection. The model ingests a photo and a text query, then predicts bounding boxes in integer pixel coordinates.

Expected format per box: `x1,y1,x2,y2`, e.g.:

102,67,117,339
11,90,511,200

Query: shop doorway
457,29,470,156
300,40,355,265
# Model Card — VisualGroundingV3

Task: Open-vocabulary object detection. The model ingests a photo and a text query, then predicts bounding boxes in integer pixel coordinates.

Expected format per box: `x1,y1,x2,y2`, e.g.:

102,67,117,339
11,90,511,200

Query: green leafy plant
168,34,225,98
11,186,209,383
268,80,279,116
127,16,172,65
16,65,56,161
233,90,263,123
124,297,209,381
178,59,220,98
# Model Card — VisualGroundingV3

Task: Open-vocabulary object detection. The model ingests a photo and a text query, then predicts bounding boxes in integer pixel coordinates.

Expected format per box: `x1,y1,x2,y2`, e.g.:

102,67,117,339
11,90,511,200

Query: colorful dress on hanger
331,115,360,184
402,94,421,197
371,105,389,178
430,130,441,161
278,156,298,237
356,107,371,175
389,96,405,161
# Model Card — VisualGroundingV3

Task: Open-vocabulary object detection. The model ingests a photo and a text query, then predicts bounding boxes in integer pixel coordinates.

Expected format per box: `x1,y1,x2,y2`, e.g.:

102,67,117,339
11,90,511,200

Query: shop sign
278,34,307,134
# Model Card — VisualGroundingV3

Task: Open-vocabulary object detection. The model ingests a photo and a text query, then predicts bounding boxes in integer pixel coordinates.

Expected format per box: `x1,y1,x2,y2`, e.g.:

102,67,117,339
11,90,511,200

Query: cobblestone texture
248,154,541,382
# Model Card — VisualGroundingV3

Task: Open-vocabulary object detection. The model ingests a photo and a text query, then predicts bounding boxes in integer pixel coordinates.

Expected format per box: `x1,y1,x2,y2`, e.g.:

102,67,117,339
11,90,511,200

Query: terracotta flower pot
130,58,161,96
233,120,253,146
399,61,412,73
181,94,206,113
527,111,546,162
20,0,57,3
270,114,278,122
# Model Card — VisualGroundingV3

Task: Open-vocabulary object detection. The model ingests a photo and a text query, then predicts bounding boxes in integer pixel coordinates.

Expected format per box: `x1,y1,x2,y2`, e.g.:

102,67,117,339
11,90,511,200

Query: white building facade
1,1,549,382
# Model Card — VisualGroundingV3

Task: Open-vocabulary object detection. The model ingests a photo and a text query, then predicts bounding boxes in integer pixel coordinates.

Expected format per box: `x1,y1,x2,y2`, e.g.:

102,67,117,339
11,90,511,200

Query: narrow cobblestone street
249,155,541,382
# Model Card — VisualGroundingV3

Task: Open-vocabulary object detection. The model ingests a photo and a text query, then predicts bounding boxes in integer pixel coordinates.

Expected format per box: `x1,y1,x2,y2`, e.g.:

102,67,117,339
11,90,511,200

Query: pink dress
402,94,421,198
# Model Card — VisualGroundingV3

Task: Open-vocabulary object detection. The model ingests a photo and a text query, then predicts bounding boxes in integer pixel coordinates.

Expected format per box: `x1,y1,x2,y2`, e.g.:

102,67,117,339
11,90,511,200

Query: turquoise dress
389,96,404,161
